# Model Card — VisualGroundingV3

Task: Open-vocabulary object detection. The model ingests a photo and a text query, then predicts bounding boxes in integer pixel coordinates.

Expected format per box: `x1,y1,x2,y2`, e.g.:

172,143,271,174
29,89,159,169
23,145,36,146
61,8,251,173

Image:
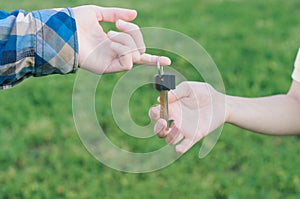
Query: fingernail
164,57,172,65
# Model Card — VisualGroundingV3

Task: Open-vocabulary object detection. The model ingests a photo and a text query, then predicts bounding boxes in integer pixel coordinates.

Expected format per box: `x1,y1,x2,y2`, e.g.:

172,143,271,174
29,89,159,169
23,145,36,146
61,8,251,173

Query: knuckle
120,47,131,56
132,52,141,63
138,46,146,54
123,64,133,71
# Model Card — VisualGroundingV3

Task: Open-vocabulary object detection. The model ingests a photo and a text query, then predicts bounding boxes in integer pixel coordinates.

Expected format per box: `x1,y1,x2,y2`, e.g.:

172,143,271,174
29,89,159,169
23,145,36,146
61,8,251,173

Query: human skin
149,80,300,154
73,5,171,74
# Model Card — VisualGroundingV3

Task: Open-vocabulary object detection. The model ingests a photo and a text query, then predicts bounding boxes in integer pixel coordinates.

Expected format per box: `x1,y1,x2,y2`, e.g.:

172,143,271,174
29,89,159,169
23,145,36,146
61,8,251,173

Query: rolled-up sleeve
292,48,300,83
0,8,78,90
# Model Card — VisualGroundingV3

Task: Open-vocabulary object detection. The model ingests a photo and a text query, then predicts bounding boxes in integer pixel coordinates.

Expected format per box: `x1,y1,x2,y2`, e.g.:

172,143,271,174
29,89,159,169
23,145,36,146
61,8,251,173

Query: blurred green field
1,0,300,198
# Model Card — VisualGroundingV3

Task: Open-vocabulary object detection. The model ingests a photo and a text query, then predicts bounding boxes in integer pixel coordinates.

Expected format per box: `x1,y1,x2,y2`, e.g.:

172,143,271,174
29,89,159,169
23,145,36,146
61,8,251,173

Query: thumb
168,82,191,103
95,6,137,22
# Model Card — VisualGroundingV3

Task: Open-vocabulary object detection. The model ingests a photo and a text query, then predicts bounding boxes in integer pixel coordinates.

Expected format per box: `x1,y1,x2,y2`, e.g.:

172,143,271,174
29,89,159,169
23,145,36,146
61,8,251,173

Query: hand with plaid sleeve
0,5,171,89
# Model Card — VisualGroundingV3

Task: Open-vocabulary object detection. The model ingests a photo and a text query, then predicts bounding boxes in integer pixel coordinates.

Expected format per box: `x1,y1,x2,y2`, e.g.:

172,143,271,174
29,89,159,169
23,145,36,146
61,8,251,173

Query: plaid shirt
0,8,78,90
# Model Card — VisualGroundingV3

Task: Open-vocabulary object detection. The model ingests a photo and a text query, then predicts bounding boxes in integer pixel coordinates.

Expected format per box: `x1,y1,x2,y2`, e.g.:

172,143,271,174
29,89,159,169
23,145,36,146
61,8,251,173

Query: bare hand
149,82,226,154
73,5,171,74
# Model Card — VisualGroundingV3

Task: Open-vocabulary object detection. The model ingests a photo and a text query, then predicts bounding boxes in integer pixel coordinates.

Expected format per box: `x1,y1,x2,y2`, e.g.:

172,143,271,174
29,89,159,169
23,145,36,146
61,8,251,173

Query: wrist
225,95,234,123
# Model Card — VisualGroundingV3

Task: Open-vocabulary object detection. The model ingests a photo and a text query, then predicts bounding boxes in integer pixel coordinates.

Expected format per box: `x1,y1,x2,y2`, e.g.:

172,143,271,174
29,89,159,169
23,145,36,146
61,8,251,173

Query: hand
149,82,226,154
72,5,171,74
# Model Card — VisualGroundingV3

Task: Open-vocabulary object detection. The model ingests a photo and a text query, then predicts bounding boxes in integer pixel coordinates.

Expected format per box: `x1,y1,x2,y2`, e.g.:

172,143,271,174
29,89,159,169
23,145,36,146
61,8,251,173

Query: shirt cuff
292,48,300,82
32,8,78,76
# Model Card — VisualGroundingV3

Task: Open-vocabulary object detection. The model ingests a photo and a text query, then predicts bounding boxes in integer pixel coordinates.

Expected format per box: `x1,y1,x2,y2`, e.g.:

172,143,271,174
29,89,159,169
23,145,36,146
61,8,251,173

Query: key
154,57,176,129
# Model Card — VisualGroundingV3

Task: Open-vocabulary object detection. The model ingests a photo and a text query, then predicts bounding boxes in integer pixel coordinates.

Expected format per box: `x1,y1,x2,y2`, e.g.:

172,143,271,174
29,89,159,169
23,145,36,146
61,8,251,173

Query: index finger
137,54,171,66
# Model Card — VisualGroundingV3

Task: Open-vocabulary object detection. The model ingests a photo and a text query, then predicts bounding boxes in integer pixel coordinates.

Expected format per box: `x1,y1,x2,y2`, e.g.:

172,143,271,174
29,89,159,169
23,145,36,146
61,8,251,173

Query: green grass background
1,0,300,198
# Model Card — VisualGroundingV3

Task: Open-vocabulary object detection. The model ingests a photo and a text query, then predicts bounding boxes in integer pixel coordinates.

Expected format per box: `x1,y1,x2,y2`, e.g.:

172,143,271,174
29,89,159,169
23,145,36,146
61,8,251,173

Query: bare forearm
225,49,300,136
226,84,300,135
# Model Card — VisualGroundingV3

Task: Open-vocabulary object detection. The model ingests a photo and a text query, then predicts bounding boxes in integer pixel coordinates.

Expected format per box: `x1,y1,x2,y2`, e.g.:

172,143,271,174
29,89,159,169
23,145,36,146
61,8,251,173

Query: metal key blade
159,90,168,121
156,56,174,129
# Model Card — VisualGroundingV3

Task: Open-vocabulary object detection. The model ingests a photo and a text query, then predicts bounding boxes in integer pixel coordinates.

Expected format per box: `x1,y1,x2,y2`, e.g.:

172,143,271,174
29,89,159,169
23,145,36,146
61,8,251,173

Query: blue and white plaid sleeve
0,8,78,90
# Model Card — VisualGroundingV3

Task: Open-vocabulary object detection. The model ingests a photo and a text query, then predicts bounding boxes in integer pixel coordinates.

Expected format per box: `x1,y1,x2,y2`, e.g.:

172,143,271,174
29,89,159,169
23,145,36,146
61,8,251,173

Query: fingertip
122,9,137,20
131,9,138,19
175,139,194,154
118,8,137,21
175,145,186,154
176,144,189,154
160,56,172,66
96,7,137,22
154,119,168,137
